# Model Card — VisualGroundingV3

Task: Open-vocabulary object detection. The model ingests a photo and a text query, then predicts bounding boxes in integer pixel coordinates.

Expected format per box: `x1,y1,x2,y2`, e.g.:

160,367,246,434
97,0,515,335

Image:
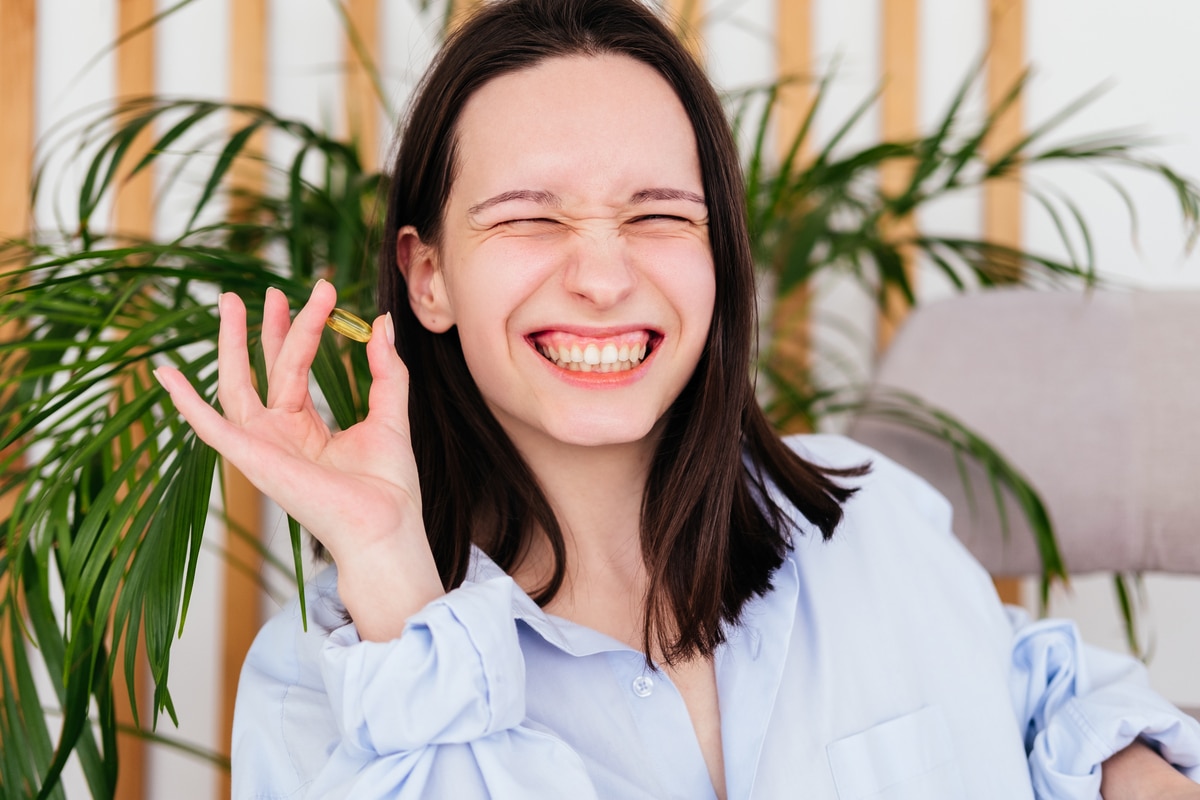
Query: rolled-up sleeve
1008,606,1200,798
323,576,526,752
232,572,597,799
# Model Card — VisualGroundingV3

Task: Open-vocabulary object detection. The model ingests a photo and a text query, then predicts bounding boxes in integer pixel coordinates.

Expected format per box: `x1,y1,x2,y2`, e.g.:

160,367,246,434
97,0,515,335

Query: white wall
27,1,1200,796
1026,1,1200,290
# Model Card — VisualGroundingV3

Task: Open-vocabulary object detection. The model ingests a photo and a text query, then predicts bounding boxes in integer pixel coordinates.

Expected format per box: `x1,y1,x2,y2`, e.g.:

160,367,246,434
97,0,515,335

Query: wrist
1101,740,1198,800
333,534,445,642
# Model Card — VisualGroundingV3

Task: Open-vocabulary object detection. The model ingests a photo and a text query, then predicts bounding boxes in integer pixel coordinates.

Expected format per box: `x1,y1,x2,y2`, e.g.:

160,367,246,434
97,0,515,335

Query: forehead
450,53,703,203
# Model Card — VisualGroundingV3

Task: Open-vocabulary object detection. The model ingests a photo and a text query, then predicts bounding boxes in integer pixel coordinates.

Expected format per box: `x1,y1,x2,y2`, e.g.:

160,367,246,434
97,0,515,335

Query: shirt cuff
320,576,527,755
1012,614,1200,796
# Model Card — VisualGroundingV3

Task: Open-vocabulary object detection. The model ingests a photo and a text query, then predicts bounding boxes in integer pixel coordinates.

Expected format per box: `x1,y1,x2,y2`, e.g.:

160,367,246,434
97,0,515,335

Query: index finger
266,279,337,411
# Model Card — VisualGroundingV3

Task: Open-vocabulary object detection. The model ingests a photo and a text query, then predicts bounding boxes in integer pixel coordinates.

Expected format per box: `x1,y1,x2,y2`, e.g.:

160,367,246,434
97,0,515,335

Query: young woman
153,0,1200,797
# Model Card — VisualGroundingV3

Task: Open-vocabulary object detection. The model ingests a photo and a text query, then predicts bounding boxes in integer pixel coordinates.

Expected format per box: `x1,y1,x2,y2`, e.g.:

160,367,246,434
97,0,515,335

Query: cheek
453,243,561,313
637,241,717,327
686,278,718,352
452,319,515,412
441,256,549,385
673,264,717,360
443,247,545,322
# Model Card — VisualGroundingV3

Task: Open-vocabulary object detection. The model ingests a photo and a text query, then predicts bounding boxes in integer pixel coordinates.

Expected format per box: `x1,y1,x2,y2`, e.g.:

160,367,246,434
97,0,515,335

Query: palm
241,395,418,549
158,282,422,562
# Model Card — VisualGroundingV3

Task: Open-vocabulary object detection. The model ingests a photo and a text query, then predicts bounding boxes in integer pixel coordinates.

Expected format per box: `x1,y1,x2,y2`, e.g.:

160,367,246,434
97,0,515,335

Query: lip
524,326,662,385
527,323,661,339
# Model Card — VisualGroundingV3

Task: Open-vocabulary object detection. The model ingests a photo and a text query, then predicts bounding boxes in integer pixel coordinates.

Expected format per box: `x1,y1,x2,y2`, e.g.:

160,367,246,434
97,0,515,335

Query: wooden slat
768,0,814,433
112,628,147,799
666,0,704,61
344,0,380,172
986,0,1026,606
115,0,156,242
0,0,37,714
219,3,268,798
985,0,1024,274
876,0,919,351
994,577,1022,605
227,0,267,215
0,0,36,432
113,2,158,796
0,0,36,242
776,0,813,160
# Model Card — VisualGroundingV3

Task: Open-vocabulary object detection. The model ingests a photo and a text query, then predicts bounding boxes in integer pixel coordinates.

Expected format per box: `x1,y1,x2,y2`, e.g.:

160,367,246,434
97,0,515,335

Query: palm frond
2,95,382,793
824,388,1070,599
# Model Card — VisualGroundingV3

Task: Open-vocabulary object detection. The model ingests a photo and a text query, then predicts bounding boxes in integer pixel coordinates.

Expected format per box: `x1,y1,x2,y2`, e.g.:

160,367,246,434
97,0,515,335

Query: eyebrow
467,187,707,217
468,190,561,217
630,188,706,206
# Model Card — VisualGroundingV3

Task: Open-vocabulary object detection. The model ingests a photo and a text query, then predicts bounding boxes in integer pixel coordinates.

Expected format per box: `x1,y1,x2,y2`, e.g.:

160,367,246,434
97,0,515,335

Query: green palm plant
739,64,1199,607
0,99,385,797
2,52,1198,800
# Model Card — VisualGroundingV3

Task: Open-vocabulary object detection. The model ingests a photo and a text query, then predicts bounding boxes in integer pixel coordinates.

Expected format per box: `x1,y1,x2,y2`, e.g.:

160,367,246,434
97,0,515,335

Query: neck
509,435,657,641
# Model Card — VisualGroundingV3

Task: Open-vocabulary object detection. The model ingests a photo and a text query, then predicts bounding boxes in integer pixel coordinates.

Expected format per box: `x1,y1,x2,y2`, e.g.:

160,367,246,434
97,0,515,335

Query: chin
540,416,660,449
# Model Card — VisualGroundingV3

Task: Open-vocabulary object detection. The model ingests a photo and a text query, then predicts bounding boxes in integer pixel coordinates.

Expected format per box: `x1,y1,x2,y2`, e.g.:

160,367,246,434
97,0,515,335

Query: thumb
364,312,411,434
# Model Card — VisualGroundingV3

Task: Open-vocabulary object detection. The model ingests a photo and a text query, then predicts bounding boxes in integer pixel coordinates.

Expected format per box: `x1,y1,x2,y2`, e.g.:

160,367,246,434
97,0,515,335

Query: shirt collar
466,545,636,658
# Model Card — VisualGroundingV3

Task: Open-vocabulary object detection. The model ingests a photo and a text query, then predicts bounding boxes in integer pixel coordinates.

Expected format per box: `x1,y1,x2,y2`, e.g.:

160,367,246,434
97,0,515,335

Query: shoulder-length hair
378,0,866,664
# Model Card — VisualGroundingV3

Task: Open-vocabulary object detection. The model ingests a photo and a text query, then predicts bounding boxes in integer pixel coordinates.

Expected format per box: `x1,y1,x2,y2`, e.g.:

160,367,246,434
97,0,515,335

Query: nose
561,230,636,309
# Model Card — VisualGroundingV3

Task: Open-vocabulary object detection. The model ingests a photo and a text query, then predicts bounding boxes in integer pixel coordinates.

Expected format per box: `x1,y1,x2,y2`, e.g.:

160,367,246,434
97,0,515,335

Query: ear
396,226,454,333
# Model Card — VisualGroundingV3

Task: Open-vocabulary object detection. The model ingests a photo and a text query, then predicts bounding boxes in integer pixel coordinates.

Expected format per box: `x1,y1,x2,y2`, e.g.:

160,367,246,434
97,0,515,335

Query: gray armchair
848,288,1200,717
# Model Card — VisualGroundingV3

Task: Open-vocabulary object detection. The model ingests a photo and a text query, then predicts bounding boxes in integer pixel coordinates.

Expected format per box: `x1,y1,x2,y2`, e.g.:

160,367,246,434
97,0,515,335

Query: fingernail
152,367,169,391
385,311,396,346
216,293,225,316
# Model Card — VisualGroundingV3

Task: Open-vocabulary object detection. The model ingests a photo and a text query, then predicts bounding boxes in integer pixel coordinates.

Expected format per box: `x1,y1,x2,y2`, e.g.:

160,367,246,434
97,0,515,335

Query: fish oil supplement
325,307,372,343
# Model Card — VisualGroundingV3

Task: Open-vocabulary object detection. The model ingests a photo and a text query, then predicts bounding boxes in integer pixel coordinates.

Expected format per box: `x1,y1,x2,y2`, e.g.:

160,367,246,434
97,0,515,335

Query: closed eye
490,218,565,235
630,214,689,223
499,217,560,227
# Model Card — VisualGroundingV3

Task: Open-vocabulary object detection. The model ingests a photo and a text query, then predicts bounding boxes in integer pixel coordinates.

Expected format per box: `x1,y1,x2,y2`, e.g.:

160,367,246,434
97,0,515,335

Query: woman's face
407,54,716,458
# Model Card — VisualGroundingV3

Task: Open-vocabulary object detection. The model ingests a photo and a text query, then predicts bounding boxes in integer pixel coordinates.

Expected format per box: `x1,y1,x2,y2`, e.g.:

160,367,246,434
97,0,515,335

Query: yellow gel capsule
325,307,373,343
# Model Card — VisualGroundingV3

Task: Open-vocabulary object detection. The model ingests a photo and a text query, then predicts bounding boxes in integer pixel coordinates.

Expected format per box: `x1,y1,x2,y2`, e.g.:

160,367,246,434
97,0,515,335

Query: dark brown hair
378,0,866,664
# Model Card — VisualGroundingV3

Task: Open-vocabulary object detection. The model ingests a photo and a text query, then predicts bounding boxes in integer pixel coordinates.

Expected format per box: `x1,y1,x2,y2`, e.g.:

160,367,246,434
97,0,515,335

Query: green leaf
185,119,268,232
288,516,309,633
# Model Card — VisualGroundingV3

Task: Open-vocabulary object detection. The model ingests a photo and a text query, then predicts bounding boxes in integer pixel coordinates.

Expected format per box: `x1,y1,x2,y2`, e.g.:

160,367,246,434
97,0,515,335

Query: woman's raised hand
153,280,444,640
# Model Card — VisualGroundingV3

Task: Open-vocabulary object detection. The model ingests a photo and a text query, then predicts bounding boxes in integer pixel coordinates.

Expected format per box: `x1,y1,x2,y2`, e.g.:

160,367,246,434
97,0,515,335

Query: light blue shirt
231,435,1200,799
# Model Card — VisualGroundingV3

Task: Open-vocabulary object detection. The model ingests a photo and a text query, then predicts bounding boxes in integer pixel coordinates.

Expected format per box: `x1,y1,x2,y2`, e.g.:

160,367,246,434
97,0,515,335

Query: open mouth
530,330,659,373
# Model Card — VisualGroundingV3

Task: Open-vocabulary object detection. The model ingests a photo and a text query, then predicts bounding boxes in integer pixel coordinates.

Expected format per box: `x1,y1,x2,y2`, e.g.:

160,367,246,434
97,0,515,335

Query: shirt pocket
826,705,965,800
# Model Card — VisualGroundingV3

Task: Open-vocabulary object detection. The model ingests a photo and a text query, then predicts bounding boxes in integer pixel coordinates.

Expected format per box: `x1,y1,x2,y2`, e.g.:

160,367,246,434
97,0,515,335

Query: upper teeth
537,341,649,372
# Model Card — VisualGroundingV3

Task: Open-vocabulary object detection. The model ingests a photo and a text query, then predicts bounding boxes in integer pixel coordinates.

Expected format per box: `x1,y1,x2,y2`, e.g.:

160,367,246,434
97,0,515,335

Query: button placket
608,652,714,799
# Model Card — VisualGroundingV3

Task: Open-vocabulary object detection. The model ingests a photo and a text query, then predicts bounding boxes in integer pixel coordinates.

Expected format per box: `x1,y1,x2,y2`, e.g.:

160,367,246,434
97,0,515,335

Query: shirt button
631,675,654,697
